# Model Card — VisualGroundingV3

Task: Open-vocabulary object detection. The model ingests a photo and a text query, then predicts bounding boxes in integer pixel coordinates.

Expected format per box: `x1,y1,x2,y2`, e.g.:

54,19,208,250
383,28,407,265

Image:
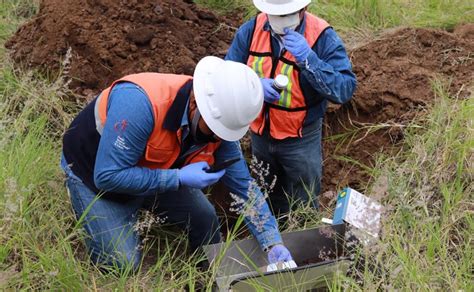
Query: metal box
203,224,350,291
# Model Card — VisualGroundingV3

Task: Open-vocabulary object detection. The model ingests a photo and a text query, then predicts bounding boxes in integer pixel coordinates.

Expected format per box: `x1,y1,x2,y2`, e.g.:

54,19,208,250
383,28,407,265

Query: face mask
268,12,301,35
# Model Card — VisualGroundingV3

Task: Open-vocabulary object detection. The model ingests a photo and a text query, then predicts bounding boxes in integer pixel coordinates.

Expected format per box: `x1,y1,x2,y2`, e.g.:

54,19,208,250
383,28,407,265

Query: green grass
1,0,473,290
311,0,474,33
339,83,473,290
197,0,474,34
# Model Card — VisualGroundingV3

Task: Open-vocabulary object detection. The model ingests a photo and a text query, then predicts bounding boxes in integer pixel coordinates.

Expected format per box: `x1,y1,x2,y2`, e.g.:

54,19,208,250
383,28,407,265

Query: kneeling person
61,57,293,270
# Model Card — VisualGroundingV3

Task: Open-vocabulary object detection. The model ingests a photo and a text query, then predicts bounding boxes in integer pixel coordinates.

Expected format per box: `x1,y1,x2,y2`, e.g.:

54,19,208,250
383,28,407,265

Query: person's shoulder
306,11,328,22
108,81,152,111
314,26,347,55
236,15,258,34
320,27,344,45
305,14,342,46
318,26,339,39
242,14,258,25
306,12,332,30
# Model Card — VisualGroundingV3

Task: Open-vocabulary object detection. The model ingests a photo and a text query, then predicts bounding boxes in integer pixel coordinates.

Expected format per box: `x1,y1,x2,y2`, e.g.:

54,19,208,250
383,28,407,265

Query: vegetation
1,0,472,290
197,0,474,33
342,82,473,290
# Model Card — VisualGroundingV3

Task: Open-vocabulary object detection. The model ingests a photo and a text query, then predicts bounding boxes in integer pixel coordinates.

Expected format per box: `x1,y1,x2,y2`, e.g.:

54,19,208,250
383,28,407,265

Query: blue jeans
61,158,221,271
251,118,323,216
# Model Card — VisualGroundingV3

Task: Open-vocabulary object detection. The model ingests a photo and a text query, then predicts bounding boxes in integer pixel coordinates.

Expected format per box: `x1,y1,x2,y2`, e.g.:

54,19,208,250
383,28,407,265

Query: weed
229,156,276,232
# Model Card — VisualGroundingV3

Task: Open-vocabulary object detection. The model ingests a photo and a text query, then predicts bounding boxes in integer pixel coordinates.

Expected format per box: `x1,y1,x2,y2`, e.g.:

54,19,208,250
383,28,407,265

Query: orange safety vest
96,73,220,169
247,13,330,139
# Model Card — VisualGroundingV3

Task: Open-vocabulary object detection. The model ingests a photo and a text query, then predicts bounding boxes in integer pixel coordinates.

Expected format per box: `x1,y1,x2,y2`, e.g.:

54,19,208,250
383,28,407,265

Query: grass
197,0,474,35
340,83,473,290
1,0,473,290
311,0,474,33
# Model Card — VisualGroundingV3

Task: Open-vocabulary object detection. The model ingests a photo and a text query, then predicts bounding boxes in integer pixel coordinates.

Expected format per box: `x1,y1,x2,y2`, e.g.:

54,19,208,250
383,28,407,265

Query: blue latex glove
178,161,225,189
267,244,293,264
283,28,312,63
260,78,281,103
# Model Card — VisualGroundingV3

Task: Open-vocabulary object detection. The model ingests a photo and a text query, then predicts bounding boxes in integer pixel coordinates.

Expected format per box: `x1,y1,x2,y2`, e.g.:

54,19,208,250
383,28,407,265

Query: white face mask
268,12,301,35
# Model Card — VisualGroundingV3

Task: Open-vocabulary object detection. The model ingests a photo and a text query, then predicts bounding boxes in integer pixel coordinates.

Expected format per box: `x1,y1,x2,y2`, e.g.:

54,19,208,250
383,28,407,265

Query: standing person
225,0,357,216
61,56,293,271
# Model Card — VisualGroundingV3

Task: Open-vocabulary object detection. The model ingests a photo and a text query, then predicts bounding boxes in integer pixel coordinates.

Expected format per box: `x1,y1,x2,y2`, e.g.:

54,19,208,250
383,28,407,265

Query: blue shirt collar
181,99,190,127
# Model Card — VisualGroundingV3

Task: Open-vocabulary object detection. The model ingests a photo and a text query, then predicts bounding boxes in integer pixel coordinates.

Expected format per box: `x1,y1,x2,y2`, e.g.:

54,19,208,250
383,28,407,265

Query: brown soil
5,0,240,97
5,1,474,207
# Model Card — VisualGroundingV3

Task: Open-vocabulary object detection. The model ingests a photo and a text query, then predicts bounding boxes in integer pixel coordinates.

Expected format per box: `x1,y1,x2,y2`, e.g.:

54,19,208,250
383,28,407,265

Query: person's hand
178,161,225,189
260,78,280,103
267,244,293,264
283,28,312,63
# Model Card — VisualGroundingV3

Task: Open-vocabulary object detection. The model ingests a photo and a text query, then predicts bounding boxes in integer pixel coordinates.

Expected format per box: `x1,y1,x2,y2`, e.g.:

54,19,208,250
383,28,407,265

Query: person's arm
299,28,357,104
224,18,256,63
214,141,283,250
93,83,180,194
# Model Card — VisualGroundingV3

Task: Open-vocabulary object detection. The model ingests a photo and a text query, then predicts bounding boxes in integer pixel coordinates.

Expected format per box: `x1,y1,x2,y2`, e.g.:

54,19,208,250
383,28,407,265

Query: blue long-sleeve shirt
225,14,356,120
85,82,282,250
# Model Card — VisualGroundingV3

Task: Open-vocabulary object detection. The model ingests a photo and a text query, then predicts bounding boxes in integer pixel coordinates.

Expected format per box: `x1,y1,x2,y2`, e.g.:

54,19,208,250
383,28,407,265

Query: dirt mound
5,2,474,204
5,0,239,96
322,25,473,198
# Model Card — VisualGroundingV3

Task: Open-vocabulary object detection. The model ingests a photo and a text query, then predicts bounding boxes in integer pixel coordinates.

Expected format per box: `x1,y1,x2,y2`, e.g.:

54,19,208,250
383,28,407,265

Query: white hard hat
253,0,310,15
193,56,264,141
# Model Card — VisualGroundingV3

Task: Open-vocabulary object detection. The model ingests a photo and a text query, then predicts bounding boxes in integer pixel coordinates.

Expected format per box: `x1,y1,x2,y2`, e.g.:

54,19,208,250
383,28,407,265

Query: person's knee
197,203,219,231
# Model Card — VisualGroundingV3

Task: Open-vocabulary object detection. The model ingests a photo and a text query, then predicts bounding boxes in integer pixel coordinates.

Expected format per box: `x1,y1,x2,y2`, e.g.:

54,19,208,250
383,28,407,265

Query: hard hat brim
253,0,311,15
193,56,249,142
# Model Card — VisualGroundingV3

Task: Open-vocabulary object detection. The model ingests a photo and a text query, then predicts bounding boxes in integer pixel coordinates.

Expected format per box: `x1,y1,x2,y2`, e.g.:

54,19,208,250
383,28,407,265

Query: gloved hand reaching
178,161,225,189
267,244,293,264
283,28,312,64
260,78,281,103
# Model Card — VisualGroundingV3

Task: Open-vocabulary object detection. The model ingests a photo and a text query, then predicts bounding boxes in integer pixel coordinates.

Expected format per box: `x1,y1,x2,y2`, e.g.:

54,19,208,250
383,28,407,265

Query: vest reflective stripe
97,73,220,169
94,93,104,135
251,56,266,78
278,62,294,108
247,13,330,139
